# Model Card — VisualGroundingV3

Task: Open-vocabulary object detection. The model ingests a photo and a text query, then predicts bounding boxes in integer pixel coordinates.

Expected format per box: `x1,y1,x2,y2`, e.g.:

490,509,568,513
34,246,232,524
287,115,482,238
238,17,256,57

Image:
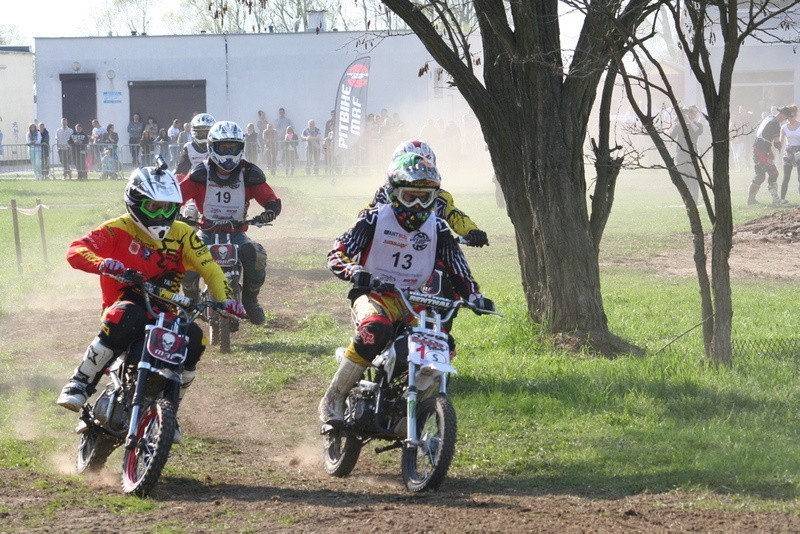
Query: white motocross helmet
124,166,183,241
391,139,437,167
207,121,245,172
190,113,216,146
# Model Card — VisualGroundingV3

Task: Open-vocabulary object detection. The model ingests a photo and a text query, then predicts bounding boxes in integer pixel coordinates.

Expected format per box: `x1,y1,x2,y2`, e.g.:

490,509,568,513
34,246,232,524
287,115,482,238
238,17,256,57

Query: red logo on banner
346,64,369,88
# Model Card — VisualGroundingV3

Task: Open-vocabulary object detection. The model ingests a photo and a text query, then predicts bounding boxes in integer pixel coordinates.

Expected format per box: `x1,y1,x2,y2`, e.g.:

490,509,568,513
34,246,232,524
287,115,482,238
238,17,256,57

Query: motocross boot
318,355,367,424
747,183,761,205
241,289,265,325
56,338,116,412
173,369,196,445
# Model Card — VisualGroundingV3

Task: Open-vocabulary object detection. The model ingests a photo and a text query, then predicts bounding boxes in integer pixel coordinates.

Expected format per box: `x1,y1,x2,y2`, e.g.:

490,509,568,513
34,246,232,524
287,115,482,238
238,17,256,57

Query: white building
0,46,35,151
34,31,470,152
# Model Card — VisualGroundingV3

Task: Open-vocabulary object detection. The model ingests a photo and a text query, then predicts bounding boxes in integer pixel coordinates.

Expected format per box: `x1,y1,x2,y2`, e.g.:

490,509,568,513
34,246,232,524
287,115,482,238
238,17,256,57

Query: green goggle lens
140,200,177,219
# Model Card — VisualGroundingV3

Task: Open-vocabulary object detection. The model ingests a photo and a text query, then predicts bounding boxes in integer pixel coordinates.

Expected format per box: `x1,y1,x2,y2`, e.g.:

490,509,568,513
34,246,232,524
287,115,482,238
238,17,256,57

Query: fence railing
0,140,385,178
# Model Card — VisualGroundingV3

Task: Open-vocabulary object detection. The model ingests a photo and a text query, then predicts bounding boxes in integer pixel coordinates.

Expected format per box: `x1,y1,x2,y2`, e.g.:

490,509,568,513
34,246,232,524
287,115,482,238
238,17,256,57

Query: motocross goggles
140,199,178,219
395,186,438,209
211,140,244,156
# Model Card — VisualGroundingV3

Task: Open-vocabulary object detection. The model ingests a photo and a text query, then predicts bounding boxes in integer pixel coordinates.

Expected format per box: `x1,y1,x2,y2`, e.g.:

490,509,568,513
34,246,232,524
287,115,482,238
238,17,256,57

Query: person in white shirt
779,104,800,201
56,118,74,179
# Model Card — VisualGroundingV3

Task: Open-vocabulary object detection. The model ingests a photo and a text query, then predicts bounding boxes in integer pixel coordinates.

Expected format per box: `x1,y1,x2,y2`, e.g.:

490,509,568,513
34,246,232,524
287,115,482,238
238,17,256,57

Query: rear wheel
121,398,176,497
401,395,457,492
323,398,363,477
76,428,117,473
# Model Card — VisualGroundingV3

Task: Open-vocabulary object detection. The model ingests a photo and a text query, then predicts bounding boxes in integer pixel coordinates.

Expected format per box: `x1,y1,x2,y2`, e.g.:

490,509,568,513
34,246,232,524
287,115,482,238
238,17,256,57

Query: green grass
2,168,800,513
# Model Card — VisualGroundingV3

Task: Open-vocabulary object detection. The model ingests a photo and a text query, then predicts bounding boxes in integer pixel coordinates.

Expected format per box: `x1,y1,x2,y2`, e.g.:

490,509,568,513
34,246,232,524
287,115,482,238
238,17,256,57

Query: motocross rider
174,113,215,175
319,153,494,425
366,140,489,247
56,165,245,439
178,120,281,325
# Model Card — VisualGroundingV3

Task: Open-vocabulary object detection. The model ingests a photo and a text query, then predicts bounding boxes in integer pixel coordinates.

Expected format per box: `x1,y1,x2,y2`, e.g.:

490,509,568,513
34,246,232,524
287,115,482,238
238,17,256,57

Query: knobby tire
121,398,176,497
401,395,457,492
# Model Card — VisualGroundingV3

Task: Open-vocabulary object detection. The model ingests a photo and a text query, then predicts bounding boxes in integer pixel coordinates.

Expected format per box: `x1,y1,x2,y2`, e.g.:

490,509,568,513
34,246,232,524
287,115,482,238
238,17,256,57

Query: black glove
253,210,276,225
352,270,391,292
466,229,489,247
468,293,495,314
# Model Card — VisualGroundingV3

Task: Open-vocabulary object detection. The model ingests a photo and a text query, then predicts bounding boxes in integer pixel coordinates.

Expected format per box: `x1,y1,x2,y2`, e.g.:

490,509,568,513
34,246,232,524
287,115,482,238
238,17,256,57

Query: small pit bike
322,274,500,492
74,269,231,497
193,217,266,353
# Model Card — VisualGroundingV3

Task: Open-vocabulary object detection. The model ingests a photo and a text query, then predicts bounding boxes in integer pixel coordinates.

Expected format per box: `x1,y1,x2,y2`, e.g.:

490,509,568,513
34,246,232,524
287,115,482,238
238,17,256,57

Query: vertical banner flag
334,57,371,155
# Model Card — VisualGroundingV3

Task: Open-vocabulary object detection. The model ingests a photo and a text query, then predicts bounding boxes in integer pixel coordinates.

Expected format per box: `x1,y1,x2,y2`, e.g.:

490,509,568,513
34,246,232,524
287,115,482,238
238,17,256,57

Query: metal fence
0,139,381,178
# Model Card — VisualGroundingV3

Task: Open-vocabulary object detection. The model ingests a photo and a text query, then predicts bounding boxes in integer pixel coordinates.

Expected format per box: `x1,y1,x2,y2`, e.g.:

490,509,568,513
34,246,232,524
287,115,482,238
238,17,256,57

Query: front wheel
401,395,457,492
76,427,117,473
121,398,176,497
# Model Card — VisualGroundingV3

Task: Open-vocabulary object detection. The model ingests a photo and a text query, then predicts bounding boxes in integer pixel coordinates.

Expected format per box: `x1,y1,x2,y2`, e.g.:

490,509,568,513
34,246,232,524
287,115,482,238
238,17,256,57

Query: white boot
173,369,196,444
318,358,366,423
56,338,115,412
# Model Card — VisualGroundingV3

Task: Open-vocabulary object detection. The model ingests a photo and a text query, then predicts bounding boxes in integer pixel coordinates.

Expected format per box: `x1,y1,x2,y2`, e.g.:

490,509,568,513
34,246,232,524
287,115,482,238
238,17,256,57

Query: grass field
1,167,800,516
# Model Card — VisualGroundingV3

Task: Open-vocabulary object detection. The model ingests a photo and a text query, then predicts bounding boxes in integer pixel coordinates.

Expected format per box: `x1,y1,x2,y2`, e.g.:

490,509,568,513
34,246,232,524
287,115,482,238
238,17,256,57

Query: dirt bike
190,217,266,353
321,272,500,492
73,269,232,497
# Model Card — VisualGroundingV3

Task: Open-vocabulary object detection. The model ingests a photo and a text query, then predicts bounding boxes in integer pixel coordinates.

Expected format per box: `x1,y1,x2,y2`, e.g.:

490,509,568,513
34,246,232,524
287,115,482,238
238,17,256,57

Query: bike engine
92,387,115,426
348,391,376,432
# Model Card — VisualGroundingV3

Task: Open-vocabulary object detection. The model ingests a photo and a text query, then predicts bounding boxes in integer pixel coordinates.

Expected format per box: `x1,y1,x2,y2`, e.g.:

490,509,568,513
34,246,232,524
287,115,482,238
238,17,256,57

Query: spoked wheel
216,315,232,354
121,398,176,497
76,427,117,473
323,398,363,477
401,395,457,492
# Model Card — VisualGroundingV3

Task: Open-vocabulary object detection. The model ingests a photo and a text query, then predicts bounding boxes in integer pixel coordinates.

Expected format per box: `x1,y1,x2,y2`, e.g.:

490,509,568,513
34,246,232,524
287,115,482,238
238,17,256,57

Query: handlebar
106,269,236,321
179,216,271,231
351,278,501,323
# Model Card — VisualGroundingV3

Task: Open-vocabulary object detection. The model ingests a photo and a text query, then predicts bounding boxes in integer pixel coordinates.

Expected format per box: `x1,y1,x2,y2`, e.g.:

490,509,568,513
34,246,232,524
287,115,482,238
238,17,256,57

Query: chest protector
186,142,207,168
363,204,437,290
202,163,247,221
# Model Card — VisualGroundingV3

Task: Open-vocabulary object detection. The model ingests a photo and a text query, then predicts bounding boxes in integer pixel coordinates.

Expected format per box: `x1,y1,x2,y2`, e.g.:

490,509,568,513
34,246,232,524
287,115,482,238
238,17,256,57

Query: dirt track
4,211,800,532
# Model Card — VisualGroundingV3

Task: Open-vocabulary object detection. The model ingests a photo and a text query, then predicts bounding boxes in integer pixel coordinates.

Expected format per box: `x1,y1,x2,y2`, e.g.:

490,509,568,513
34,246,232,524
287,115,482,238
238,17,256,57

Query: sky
4,0,177,46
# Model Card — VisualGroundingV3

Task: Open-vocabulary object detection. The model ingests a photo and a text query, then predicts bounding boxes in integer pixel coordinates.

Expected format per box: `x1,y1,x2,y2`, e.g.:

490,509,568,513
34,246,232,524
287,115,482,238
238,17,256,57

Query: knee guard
352,316,394,363
184,322,205,371
239,241,268,291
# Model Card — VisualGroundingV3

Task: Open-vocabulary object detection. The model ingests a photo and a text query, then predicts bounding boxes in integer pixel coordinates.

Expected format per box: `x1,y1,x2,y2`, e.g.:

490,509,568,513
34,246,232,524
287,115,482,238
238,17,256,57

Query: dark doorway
128,80,207,132
60,73,97,130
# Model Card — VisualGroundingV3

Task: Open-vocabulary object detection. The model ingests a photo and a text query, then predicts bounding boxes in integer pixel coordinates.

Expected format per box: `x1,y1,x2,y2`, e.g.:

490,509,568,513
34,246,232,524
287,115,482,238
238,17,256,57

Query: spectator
168,119,182,164
177,121,192,146
90,119,106,171
99,149,120,180
139,130,154,166
39,122,51,179
731,106,751,172
104,123,119,161
301,119,322,175
155,128,172,166
262,122,278,176
780,104,800,201
26,122,43,180
127,112,144,166
244,122,260,163
69,123,90,180
748,105,795,205
284,125,299,176
669,105,704,204
256,110,268,135
56,117,74,179
145,116,159,137
324,110,335,139
0,127,4,156
274,107,293,167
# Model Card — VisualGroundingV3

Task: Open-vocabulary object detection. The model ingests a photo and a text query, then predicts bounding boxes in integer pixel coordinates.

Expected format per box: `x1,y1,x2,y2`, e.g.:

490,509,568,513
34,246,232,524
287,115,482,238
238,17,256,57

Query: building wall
34,32,471,145
0,49,35,148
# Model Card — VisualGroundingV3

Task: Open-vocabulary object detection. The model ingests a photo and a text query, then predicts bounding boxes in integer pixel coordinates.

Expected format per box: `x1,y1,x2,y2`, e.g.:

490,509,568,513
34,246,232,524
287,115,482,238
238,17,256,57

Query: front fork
124,363,181,449
405,364,449,449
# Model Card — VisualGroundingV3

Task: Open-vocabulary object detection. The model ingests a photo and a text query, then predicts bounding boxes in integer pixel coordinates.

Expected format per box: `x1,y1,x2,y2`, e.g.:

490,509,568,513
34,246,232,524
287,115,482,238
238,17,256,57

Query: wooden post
36,198,48,263
11,199,23,274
